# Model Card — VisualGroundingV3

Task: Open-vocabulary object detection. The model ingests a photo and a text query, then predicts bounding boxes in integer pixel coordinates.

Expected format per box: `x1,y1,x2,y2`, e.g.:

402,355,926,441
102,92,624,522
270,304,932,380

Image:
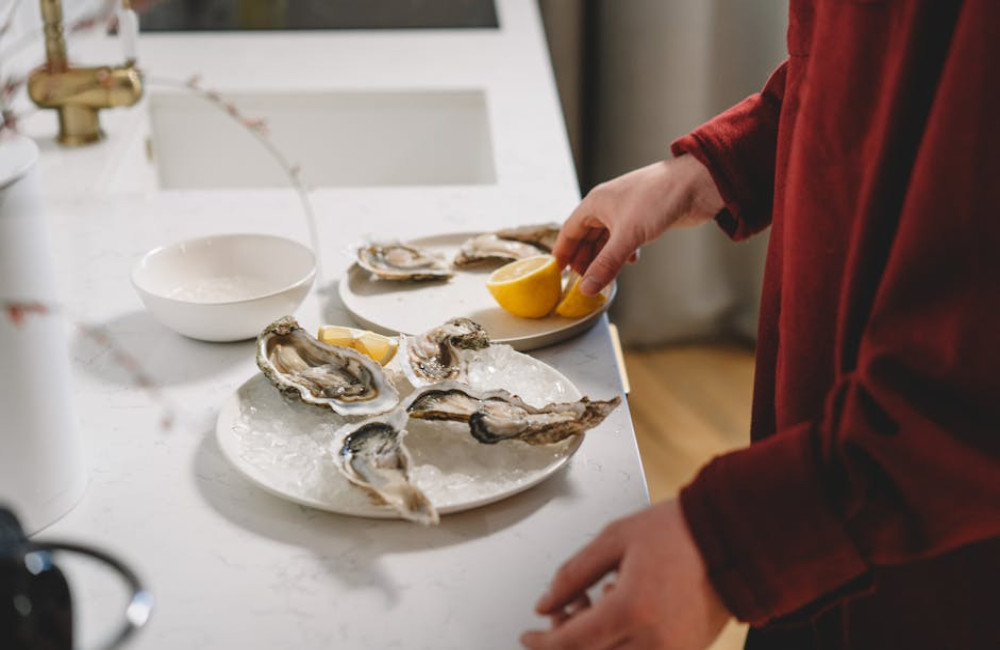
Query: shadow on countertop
191,429,581,604
71,310,251,387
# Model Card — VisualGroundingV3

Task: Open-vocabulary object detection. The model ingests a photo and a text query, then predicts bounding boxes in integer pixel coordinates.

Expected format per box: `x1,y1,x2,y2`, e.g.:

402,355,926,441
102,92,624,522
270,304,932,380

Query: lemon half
486,255,562,319
555,271,608,319
317,325,398,365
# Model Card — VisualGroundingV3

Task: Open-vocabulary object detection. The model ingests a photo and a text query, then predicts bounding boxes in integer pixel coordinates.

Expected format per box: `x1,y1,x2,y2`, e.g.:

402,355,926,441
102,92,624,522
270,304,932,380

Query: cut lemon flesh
355,331,398,365
317,325,398,366
486,254,562,319
555,272,608,319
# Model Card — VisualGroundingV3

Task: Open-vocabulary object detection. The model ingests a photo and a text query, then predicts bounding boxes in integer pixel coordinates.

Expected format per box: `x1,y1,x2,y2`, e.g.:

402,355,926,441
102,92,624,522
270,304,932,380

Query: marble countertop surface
17,2,650,647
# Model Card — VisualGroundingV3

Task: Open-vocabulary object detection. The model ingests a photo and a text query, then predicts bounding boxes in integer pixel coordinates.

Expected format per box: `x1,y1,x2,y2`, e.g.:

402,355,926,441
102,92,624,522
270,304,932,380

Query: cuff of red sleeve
671,133,769,242
679,422,873,626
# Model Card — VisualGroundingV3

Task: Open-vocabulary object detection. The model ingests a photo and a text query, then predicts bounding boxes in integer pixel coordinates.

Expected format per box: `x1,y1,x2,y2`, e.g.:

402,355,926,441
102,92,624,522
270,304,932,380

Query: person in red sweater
522,1,999,649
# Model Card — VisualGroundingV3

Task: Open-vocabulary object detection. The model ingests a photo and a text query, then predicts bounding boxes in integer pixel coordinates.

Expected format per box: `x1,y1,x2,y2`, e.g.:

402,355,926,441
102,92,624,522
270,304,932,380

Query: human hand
553,155,724,296
521,500,731,650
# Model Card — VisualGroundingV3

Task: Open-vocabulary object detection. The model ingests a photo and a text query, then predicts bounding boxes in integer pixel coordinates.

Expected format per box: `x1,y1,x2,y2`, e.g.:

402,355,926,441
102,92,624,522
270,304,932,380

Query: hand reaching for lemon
486,254,610,319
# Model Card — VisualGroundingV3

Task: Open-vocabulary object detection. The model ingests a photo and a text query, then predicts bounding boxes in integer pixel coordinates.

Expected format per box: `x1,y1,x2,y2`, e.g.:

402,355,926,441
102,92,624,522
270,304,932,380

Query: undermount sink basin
148,89,496,190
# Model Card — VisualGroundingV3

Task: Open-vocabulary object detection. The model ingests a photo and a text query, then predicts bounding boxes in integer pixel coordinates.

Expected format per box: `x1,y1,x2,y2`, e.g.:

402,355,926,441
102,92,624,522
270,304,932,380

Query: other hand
554,155,724,296
521,500,731,650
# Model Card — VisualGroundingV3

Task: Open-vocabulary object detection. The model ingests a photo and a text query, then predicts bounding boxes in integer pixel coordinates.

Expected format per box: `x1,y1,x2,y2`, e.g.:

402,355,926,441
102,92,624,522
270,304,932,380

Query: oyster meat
257,316,400,416
494,223,562,253
400,317,492,386
453,223,563,266
452,233,546,267
335,409,438,525
405,381,622,445
357,242,453,281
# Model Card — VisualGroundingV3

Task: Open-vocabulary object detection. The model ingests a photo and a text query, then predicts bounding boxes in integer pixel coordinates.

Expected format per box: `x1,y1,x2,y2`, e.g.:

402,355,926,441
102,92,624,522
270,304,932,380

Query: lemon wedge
486,254,563,318
317,325,398,366
355,330,398,366
555,271,608,319
316,325,357,348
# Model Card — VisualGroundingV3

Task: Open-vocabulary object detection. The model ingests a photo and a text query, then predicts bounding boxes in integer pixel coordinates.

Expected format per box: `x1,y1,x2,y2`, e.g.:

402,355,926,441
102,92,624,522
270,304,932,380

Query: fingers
522,591,629,650
569,229,608,276
553,210,602,269
579,232,633,296
536,526,625,615
548,592,592,628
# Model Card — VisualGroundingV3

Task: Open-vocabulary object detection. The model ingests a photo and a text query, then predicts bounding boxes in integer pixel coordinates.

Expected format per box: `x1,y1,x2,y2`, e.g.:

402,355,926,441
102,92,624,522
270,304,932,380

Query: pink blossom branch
0,0,28,39
0,0,122,135
148,74,325,288
4,300,50,327
0,0,118,60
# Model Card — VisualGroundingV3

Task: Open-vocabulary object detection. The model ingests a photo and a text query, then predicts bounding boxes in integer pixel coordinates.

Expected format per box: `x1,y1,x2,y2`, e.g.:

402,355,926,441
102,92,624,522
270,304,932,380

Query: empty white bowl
132,233,316,342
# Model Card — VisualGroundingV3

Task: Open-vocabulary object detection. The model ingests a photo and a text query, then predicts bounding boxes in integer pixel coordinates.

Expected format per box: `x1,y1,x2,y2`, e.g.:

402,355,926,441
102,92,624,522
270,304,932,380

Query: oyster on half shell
493,223,561,253
357,242,453,281
257,316,400,416
452,233,545,267
400,318,492,386
453,223,563,266
334,408,438,525
404,380,622,445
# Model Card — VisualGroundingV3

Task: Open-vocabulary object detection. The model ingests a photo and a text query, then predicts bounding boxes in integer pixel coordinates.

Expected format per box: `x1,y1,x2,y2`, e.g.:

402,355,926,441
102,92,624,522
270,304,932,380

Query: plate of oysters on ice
338,223,617,351
216,315,621,523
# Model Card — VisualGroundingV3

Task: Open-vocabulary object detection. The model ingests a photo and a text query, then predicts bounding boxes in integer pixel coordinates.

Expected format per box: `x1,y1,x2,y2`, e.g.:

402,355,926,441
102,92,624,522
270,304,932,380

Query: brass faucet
27,0,143,146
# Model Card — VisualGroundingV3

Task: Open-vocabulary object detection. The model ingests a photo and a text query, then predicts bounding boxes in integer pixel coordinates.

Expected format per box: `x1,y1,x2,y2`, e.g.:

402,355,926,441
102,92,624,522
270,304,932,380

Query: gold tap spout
28,0,144,146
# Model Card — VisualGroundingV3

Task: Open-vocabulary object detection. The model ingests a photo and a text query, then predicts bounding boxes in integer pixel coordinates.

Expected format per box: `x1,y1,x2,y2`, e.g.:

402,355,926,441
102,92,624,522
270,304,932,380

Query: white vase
0,134,87,534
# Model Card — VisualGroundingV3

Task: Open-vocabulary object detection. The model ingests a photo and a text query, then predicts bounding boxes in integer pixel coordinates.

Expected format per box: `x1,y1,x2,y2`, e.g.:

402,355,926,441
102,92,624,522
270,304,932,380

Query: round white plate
216,345,585,519
338,232,616,351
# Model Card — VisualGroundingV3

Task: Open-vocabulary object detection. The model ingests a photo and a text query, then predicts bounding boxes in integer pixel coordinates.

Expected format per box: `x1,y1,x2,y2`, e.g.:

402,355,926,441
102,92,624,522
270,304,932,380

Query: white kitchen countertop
15,2,650,648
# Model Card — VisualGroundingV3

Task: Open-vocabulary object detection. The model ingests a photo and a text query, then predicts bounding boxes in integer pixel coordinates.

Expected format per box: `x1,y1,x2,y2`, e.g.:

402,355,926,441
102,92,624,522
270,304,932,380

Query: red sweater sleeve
671,62,787,241
679,2,1000,626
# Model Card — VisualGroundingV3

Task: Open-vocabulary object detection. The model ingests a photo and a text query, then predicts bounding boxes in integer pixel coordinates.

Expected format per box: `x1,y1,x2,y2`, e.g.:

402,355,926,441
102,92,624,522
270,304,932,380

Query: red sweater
673,1,1000,647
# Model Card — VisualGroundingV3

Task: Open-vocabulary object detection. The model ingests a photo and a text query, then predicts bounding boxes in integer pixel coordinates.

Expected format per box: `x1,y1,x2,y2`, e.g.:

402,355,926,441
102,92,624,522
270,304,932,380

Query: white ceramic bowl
131,233,316,342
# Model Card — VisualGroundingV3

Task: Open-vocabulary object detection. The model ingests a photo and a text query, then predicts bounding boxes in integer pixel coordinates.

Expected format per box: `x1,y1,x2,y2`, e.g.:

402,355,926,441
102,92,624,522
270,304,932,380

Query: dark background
138,0,499,31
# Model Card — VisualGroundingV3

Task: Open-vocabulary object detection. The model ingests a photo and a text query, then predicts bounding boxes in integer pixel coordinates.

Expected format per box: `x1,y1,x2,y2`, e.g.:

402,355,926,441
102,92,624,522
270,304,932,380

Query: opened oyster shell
333,409,438,525
404,380,621,445
357,242,453,281
494,223,561,253
257,316,400,416
453,223,562,266
452,233,546,267
400,317,492,386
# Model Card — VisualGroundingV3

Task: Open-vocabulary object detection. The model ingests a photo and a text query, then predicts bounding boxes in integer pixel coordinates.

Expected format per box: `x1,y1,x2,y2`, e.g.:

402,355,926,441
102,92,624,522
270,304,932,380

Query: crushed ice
228,343,582,514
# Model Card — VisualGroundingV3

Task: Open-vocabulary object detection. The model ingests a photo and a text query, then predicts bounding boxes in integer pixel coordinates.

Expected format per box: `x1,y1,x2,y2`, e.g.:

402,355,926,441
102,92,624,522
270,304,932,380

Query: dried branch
148,74,325,287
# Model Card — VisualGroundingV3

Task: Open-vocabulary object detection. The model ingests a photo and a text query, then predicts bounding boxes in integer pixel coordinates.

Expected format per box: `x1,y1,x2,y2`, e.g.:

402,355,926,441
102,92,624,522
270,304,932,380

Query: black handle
0,506,153,650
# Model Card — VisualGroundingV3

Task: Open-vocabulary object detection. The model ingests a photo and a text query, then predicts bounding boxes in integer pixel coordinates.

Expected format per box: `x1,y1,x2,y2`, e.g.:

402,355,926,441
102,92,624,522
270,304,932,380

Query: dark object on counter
0,506,154,650
139,0,499,32
0,508,73,650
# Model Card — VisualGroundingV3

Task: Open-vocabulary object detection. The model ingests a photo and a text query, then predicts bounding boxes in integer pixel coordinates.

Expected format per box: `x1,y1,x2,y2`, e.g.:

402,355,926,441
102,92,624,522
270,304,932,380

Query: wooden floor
622,342,755,650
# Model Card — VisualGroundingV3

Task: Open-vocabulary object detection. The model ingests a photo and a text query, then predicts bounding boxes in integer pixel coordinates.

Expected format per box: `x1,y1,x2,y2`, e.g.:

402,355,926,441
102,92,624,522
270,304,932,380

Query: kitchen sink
147,89,496,190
